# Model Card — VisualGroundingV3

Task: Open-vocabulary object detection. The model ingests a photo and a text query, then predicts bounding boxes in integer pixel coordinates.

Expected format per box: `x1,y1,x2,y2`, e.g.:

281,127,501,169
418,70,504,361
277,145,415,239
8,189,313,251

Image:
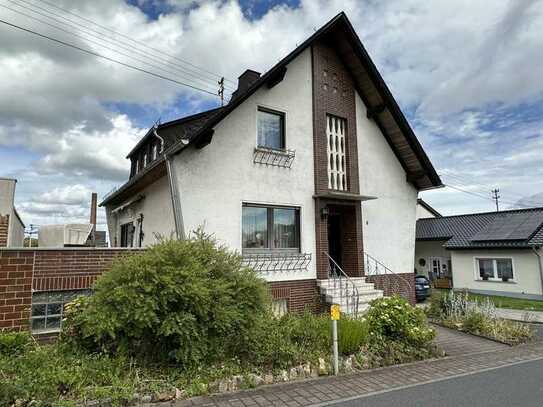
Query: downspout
154,128,185,240
533,247,543,296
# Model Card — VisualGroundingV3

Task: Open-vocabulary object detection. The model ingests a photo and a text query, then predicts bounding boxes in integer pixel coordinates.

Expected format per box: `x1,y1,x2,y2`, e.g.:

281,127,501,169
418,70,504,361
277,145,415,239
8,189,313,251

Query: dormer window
257,107,285,150
143,153,148,168
135,159,140,174
152,144,158,160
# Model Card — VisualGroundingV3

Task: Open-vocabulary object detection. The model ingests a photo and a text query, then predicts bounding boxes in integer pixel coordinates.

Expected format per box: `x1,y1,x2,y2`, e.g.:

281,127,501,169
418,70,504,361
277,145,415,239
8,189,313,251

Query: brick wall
269,279,320,313
32,249,137,291
0,250,33,331
0,248,141,332
366,273,416,305
0,214,8,247
1,248,324,333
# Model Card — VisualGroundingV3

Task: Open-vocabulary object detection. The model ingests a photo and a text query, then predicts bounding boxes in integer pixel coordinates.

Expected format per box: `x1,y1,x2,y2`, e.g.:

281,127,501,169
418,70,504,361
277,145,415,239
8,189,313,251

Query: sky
1,0,543,234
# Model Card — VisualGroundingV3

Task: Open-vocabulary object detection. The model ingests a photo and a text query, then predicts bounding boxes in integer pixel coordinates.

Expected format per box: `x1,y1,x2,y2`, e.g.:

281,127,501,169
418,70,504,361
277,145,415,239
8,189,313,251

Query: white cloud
2,0,543,223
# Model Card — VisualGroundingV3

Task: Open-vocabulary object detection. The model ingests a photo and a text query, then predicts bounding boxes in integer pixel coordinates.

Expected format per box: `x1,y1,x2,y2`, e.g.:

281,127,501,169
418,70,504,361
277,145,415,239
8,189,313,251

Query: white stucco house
0,177,25,248
416,208,543,299
101,13,442,312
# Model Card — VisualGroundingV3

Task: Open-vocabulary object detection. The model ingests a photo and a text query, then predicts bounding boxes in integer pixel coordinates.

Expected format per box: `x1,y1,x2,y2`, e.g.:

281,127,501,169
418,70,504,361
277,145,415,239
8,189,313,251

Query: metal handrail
362,251,413,300
323,251,360,316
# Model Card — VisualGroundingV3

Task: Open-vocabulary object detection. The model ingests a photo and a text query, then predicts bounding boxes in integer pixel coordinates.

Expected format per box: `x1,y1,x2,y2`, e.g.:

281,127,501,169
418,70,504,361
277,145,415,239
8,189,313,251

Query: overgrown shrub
366,296,435,346
0,331,34,356
63,232,269,369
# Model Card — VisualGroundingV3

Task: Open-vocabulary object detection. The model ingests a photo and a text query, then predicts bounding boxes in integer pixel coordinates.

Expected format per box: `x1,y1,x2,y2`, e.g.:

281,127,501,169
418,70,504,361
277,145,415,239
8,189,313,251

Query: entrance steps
317,277,383,315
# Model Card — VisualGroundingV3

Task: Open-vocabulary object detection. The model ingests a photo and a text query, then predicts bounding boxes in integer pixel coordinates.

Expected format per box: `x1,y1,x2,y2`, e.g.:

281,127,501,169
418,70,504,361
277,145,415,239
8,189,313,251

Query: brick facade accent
0,214,9,247
311,40,359,195
311,40,363,279
269,279,320,313
366,273,416,304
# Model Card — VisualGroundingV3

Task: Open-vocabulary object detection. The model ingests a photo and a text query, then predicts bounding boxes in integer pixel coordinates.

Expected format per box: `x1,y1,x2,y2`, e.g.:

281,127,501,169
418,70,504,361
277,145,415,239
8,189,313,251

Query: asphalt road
330,358,543,407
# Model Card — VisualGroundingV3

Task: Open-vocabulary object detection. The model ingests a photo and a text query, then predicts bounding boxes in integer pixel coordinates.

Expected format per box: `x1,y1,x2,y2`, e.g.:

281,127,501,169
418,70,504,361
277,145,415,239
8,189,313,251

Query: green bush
356,335,440,369
0,331,35,356
366,296,435,346
63,232,269,369
462,311,489,334
337,317,369,354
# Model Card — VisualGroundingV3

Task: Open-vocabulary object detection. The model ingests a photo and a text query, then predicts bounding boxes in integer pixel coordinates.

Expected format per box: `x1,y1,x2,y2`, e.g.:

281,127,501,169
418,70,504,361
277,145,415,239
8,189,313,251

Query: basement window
31,290,91,333
242,204,300,252
257,107,285,150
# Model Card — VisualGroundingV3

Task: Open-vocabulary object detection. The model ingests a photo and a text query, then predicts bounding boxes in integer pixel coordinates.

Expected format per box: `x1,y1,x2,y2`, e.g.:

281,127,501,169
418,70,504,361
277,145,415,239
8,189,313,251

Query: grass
432,289,543,312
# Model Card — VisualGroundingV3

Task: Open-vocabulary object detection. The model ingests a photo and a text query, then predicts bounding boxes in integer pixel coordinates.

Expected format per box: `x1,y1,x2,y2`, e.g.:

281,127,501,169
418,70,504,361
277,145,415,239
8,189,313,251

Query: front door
327,213,342,269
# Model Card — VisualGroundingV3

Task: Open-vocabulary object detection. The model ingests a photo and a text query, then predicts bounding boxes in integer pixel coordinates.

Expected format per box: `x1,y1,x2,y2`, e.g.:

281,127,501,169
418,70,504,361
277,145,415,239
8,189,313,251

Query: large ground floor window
242,204,300,252
476,258,514,281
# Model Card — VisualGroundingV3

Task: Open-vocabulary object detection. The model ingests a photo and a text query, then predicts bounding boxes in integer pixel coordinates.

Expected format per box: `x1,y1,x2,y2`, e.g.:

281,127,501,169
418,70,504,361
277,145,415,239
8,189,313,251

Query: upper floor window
135,159,140,174
477,258,514,281
326,114,347,191
120,222,135,247
152,144,158,160
257,107,285,150
143,153,148,168
242,204,300,252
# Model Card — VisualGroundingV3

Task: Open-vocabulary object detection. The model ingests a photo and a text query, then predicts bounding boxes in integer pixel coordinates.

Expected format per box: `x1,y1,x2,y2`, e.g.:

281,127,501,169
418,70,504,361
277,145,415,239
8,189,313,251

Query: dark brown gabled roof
416,207,543,249
101,107,224,207
126,107,224,159
166,12,442,190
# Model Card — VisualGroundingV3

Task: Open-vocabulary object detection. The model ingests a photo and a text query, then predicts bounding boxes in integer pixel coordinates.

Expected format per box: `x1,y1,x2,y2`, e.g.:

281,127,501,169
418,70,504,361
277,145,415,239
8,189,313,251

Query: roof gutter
533,247,543,295
165,153,185,240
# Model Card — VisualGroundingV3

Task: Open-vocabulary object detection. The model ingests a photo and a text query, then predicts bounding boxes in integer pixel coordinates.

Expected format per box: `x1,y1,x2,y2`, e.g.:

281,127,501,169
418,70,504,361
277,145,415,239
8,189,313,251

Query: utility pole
492,188,500,212
218,77,224,106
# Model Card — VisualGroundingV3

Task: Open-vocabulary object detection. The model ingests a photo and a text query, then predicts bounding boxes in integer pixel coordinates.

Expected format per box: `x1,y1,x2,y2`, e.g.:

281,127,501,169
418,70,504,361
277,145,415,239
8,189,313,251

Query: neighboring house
101,12,442,312
416,198,441,219
416,208,543,299
0,177,25,247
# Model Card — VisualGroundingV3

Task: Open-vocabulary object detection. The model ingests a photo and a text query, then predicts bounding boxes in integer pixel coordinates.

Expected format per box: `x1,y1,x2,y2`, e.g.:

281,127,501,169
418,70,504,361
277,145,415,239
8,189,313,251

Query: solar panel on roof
471,212,543,242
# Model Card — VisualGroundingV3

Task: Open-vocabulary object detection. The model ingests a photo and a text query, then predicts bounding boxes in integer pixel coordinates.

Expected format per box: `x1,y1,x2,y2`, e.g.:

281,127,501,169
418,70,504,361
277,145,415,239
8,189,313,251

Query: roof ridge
417,206,543,221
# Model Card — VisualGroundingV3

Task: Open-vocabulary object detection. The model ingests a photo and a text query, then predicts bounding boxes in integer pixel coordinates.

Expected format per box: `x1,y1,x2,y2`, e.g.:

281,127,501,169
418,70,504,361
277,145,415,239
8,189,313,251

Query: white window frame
473,256,515,282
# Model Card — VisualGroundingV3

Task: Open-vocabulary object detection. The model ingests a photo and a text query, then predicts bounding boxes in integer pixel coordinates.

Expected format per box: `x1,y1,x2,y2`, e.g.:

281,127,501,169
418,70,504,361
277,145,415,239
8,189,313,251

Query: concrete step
317,279,375,290
338,303,371,315
325,291,383,306
319,285,381,296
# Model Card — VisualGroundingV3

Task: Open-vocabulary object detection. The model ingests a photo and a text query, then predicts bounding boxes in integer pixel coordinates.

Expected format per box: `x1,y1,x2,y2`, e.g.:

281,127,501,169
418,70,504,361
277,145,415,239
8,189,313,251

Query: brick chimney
231,69,261,101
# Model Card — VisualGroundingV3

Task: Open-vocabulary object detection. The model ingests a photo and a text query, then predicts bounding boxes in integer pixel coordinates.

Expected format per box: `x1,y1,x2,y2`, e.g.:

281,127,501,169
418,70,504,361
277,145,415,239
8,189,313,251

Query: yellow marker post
331,304,340,375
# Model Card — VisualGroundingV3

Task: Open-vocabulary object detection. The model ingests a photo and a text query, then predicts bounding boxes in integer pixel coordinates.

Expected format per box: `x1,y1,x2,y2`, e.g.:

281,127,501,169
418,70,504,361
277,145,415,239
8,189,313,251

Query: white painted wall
414,240,450,276
416,203,437,220
172,48,315,282
107,175,175,247
9,211,25,247
356,94,419,274
452,249,543,296
0,178,15,216
0,178,24,247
